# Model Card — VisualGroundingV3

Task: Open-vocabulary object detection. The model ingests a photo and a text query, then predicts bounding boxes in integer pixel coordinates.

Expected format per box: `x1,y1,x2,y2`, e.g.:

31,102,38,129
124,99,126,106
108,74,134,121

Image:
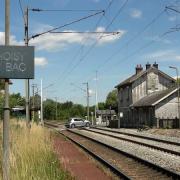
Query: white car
65,118,91,128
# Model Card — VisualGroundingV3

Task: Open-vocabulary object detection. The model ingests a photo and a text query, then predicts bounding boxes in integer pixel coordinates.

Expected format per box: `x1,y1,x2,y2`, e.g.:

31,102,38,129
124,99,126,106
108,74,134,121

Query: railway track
93,127,180,146
82,128,180,156
45,122,180,179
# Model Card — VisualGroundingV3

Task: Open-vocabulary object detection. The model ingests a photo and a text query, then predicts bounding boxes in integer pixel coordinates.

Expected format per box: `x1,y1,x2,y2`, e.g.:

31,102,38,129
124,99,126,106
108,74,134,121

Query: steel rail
44,122,180,179
66,129,180,179
93,127,180,146
82,128,180,156
44,122,130,179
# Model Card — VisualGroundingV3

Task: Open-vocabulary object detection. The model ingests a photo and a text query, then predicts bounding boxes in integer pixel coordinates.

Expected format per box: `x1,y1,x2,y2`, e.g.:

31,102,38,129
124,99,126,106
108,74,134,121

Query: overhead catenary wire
58,0,128,86
50,31,120,34
53,0,115,85
18,0,26,23
165,6,180,13
98,9,165,70
29,10,105,39
96,29,171,79
84,9,166,82
29,8,104,12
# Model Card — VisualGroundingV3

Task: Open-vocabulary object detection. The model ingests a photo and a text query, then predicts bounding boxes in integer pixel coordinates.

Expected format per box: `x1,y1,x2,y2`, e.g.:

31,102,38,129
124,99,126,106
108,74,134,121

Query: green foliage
43,100,86,121
9,93,25,108
105,89,118,111
98,102,106,110
0,88,119,121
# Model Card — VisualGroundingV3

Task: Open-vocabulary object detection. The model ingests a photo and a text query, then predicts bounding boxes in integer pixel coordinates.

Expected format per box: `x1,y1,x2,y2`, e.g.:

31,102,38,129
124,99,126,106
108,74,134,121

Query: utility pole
95,71,98,122
83,82,89,120
169,66,180,128
31,84,37,122
24,7,30,127
3,0,10,179
40,79,44,125
55,97,58,120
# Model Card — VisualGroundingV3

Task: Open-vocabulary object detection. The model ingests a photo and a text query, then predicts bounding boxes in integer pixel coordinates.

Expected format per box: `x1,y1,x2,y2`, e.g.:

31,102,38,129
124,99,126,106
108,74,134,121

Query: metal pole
87,82,89,121
24,7,30,127
169,66,180,128
176,69,180,128
40,79,44,125
3,0,10,179
32,84,36,122
55,97,58,120
95,71,98,123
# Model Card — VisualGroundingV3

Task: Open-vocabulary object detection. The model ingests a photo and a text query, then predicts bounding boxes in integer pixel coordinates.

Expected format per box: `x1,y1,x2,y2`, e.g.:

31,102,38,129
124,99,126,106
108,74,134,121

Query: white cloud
168,16,176,22
0,26,126,53
0,32,23,45
175,56,180,60
144,50,180,61
130,9,142,19
35,57,48,66
30,26,126,52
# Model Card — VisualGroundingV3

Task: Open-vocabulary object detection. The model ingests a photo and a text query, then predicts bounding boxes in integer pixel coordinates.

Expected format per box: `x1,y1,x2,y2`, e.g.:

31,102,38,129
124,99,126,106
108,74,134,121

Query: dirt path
53,134,112,180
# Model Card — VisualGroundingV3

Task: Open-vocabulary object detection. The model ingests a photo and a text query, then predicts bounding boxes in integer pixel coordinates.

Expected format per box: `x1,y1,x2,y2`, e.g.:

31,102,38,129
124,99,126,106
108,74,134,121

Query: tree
98,102,106,110
9,93,25,108
105,89,118,112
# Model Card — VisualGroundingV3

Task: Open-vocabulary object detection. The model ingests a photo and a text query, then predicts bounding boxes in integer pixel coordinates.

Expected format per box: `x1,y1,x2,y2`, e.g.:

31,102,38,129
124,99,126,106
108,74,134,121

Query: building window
127,86,129,101
120,88,123,102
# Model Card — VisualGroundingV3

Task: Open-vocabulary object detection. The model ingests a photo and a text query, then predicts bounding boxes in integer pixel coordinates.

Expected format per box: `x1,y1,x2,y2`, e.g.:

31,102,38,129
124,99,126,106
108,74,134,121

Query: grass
0,120,72,180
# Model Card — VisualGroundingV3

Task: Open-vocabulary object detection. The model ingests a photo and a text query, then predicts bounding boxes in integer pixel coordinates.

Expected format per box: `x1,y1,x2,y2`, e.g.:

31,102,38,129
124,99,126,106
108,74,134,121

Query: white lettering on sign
6,63,26,72
0,51,26,73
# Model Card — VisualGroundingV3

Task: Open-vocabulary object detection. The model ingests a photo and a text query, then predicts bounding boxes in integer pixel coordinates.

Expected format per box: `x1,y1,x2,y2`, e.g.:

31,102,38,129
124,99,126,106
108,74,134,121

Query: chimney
153,62,158,69
146,62,151,70
136,64,143,74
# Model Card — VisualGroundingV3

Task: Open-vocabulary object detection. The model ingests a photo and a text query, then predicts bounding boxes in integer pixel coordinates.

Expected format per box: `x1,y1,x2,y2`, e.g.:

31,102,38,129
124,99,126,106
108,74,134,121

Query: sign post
1,45,34,180
3,1,10,179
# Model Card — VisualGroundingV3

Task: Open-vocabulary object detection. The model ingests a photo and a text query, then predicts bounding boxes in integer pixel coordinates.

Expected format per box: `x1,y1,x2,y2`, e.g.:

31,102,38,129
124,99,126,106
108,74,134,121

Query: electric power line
50,31,120,34
97,9,165,71
166,6,180,13
59,0,128,85
84,9,166,82
29,8,104,12
18,0,26,23
97,30,170,78
53,0,115,86
30,10,105,39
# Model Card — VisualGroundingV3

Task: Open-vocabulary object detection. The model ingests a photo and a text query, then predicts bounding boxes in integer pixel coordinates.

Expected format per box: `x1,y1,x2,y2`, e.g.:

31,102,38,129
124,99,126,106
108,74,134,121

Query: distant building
96,110,116,125
115,63,179,128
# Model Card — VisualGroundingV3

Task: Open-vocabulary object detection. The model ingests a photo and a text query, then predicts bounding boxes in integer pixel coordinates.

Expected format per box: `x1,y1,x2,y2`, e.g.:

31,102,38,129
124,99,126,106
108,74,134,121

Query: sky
0,0,180,105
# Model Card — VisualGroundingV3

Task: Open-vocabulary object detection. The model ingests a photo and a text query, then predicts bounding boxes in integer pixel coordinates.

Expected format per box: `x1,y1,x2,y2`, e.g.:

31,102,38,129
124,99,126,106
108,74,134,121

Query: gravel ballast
72,129,180,174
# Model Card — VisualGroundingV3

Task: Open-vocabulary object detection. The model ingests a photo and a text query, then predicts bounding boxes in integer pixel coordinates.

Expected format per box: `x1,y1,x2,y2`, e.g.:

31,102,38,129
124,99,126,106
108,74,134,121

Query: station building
115,63,179,128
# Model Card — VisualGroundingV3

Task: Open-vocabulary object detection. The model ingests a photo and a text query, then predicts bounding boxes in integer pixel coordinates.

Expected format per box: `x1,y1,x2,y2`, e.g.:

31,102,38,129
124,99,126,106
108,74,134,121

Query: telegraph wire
59,0,128,85
29,8,104,12
53,0,115,85
54,12,106,85
18,0,26,23
30,10,105,39
97,28,171,79
166,6,180,13
50,31,120,34
84,8,166,82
